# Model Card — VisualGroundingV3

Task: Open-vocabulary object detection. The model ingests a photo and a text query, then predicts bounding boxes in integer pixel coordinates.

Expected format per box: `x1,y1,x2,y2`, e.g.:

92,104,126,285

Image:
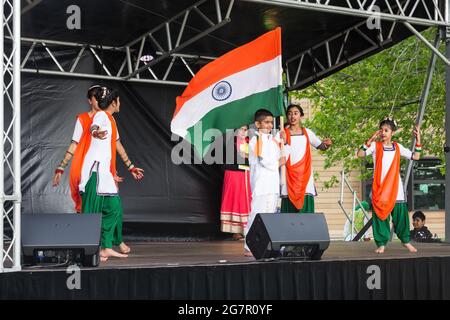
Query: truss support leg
445,0,450,243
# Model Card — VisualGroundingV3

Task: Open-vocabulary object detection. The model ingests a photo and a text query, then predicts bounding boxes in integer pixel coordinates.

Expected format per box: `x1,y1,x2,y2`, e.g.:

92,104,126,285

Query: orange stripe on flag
173,27,282,118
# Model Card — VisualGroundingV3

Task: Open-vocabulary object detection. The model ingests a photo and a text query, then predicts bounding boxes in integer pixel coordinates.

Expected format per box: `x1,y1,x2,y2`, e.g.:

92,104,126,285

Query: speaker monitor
21,213,102,267
246,213,330,260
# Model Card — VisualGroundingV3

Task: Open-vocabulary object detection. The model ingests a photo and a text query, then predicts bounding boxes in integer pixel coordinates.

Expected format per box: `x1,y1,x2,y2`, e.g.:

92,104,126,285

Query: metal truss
284,0,449,90
243,0,448,27
1,0,21,273
19,0,235,86
286,18,398,90
124,0,234,80
19,37,205,86
19,1,447,89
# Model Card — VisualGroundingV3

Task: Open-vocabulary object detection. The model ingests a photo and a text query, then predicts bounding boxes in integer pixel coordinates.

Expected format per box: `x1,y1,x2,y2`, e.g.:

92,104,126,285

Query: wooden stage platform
2,241,450,299
87,240,450,270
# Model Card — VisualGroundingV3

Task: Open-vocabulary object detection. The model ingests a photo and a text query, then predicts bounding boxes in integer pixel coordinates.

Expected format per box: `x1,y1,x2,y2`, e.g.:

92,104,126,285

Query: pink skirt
220,170,252,234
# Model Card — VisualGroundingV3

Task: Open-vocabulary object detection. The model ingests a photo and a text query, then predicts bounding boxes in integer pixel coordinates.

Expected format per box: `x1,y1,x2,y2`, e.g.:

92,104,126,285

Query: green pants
281,195,315,213
372,202,410,247
81,172,123,249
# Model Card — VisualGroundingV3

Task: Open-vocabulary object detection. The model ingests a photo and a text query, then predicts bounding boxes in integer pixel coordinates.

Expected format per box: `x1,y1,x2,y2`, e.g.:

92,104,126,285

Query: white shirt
366,142,412,201
249,132,281,197
78,111,120,195
71,118,84,143
281,128,322,197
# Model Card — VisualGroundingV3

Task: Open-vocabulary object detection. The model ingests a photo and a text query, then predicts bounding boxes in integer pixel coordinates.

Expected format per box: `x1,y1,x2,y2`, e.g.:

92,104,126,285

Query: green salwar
372,202,410,247
281,195,315,214
81,172,123,249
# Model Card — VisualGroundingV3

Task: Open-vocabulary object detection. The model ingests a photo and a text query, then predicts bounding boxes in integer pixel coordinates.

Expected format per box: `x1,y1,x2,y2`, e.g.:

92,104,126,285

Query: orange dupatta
69,113,93,213
106,112,117,176
285,128,312,210
372,142,400,221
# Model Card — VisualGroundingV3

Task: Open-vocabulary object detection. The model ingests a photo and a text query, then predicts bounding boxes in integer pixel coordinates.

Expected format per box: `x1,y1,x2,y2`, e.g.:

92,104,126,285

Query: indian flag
171,27,284,157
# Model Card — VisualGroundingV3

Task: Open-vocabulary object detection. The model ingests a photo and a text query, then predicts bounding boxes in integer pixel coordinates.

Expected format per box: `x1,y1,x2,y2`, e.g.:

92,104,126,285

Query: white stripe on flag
171,55,282,138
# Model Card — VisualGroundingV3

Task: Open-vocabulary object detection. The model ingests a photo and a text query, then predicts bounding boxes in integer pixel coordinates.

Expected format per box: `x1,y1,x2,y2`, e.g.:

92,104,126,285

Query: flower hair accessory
384,116,397,126
101,87,108,99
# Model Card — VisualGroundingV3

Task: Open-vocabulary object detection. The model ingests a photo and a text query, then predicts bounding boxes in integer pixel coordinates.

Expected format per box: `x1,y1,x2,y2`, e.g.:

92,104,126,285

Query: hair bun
94,86,117,109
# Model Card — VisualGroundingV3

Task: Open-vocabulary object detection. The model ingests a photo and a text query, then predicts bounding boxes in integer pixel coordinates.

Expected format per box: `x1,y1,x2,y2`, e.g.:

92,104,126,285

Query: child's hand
413,124,421,140
368,130,381,143
113,175,124,183
323,138,332,147
52,172,62,187
130,167,145,180
279,130,286,143
93,129,108,140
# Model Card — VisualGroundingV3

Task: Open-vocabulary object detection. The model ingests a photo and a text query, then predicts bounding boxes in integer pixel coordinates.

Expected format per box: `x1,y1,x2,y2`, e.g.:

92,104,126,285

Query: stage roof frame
15,0,450,89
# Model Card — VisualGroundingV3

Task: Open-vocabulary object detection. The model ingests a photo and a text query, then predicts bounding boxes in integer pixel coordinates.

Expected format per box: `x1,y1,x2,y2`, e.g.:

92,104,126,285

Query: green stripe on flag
186,85,284,158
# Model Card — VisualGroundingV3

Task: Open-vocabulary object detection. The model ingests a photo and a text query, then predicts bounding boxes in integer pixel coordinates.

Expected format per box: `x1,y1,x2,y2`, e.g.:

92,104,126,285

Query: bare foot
119,242,131,254
243,250,253,257
100,251,109,262
403,243,417,253
375,246,385,254
101,248,128,258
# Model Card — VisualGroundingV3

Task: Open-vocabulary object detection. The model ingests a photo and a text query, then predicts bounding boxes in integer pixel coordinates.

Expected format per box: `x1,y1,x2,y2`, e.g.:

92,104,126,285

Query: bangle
128,164,135,171
130,167,139,174
65,150,74,157
55,168,64,175
360,144,368,151
415,143,422,147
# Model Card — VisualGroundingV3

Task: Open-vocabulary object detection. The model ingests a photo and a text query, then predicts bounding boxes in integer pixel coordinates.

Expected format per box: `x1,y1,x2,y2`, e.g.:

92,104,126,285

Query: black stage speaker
22,213,102,267
246,213,330,260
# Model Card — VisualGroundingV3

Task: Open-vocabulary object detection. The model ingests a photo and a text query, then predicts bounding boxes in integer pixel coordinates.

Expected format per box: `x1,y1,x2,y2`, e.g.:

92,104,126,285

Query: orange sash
285,128,311,210
372,142,400,221
255,134,263,157
253,133,280,157
69,113,93,213
106,112,117,176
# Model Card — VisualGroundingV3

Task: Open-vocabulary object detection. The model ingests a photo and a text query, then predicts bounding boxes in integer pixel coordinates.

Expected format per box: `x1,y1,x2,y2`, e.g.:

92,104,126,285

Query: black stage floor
1,241,450,299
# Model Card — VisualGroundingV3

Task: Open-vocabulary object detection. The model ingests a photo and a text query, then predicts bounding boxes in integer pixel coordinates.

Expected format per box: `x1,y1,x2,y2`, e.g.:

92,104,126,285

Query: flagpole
280,116,287,194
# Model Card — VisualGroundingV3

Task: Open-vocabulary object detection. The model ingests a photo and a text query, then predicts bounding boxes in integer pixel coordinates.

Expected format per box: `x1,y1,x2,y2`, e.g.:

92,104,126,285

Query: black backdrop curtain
18,51,224,236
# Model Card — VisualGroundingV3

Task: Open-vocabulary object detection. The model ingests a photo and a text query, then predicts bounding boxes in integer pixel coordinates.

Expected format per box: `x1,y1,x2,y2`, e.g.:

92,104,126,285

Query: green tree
291,28,446,186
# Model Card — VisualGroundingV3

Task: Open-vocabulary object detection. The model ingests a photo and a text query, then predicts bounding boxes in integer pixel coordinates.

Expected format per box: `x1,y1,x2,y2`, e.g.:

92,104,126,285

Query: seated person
410,211,440,243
